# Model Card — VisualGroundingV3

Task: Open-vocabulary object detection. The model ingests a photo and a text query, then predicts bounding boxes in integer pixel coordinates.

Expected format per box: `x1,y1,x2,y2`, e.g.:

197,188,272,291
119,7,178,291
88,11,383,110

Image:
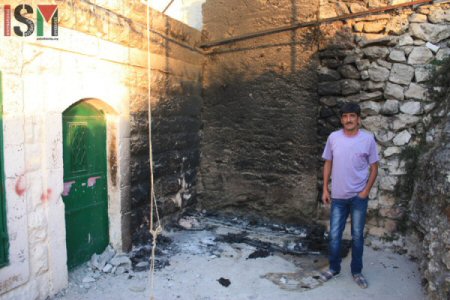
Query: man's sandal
319,269,340,282
353,273,368,289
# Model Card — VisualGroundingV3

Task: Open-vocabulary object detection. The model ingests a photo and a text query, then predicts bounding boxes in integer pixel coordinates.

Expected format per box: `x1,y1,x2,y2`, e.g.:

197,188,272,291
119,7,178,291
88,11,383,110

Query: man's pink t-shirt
322,129,379,199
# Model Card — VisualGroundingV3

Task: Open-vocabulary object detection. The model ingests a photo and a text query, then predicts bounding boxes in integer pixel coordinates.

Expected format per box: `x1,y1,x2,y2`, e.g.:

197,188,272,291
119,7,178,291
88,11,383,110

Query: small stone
339,65,360,79
407,47,434,65
320,4,338,19
355,59,371,71
409,13,427,23
389,49,406,62
336,2,350,15
363,81,384,91
343,54,360,65
115,266,126,275
391,114,421,131
361,70,369,80
436,48,450,61
129,286,146,293
369,64,390,82
363,21,386,33
380,176,398,191
376,59,392,69
384,82,404,100
341,79,361,95
178,216,200,229
318,67,341,81
393,130,412,146
361,101,381,116
398,34,414,46
363,46,389,59
110,255,132,267
415,67,432,83
136,261,149,268
89,254,103,271
322,58,341,69
319,81,342,95
384,146,401,157
389,63,415,85
387,157,406,175
349,3,367,13
102,264,113,273
443,252,450,269
320,96,337,107
425,42,440,53
362,115,390,132
354,23,364,32
381,100,400,115
82,276,96,283
404,83,427,101
428,8,450,24
374,129,395,144
410,23,450,44
400,101,423,115
424,102,436,113
385,15,409,35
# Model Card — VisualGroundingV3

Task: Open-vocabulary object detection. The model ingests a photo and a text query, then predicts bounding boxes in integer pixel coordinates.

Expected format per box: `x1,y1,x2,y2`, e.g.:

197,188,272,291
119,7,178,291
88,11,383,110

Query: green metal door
0,72,9,267
62,102,109,269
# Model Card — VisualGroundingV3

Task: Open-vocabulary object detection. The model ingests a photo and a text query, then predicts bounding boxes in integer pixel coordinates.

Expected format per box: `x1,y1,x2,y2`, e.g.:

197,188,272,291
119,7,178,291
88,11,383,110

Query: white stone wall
149,0,206,30
316,1,450,238
0,26,144,298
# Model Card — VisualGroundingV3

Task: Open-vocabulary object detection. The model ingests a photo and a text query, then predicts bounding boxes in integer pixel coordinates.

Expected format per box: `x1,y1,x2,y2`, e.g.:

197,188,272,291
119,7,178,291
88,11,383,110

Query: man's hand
322,189,331,204
358,190,369,199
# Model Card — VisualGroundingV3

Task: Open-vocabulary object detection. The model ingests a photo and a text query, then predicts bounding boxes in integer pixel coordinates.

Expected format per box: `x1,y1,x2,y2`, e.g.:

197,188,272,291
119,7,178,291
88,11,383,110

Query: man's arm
322,160,332,204
358,162,378,199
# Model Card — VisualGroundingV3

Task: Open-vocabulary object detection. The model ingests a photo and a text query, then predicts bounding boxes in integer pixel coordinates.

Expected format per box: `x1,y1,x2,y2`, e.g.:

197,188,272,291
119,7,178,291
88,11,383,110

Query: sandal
353,273,368,289
319,269,340,282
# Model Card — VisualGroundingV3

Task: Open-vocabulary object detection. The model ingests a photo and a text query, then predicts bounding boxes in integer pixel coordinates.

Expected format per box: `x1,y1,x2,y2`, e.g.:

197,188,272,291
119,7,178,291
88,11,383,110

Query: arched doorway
62,101,109,269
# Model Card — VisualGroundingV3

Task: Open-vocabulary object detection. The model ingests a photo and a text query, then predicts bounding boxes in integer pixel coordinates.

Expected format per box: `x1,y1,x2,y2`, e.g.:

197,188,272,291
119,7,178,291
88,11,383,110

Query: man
320,102,379,289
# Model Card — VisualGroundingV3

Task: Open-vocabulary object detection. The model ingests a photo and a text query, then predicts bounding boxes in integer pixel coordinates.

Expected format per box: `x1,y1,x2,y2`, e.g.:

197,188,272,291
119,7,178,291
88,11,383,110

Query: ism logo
3,4,58,39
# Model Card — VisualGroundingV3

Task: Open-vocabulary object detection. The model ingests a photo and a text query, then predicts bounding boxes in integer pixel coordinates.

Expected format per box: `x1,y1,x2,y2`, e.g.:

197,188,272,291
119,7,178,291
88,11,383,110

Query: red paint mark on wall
41,188,52,202
62,181,75,196
87,176,101,187
15,175,26,196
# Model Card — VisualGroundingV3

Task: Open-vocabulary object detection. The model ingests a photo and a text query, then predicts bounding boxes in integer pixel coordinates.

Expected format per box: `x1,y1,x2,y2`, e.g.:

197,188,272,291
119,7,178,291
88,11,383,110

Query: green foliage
428,56,450,103
394,144,428,199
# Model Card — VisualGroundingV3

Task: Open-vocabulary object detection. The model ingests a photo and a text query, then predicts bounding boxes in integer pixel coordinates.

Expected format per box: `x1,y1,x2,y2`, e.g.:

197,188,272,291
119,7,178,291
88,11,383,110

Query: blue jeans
329,195,368,275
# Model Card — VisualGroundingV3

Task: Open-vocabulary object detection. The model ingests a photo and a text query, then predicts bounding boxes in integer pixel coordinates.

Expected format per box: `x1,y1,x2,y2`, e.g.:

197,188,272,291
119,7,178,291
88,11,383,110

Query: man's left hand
358,190,369,199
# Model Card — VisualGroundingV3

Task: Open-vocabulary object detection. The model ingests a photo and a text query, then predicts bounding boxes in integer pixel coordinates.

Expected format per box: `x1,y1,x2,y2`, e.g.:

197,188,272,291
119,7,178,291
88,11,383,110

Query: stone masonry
316,0,450,235
0,1,202,299
315,1,450,298
410,106,450,300
199,0,320,223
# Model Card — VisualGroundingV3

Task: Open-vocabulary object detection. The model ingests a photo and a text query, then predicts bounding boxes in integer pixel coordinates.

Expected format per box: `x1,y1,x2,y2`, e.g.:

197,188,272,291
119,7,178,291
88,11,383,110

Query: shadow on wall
198,26,321,224
129,16,203,245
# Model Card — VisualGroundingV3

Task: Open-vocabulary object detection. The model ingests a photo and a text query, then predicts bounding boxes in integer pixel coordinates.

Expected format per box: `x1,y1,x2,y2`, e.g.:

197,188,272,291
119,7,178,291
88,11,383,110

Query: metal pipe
163,0,176,13
199,0,434,49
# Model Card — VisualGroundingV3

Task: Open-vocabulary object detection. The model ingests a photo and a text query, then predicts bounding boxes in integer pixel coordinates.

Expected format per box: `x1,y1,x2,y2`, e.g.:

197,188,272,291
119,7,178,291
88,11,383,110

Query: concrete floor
53,223,426,300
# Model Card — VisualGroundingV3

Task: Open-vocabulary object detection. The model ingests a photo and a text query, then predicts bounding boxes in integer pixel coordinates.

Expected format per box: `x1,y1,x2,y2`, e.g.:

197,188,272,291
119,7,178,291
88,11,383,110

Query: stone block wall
410,110,450,300
316,0,450,237
315,1,450,297
199,0,320,223
58,0,203,244
0,1,202,299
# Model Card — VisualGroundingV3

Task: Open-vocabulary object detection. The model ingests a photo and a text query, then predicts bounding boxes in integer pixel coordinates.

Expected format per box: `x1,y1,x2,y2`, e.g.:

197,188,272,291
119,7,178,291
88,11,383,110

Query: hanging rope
145,1,163,299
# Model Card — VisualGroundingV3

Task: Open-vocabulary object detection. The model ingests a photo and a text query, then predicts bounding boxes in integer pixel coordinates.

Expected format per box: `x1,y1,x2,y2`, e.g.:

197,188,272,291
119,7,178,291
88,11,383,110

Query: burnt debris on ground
127,213,352,272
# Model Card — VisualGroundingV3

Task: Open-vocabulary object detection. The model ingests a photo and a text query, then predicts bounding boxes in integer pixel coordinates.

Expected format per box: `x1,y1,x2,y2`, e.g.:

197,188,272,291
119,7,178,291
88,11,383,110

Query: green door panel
62,102,109,269
0,72,9,267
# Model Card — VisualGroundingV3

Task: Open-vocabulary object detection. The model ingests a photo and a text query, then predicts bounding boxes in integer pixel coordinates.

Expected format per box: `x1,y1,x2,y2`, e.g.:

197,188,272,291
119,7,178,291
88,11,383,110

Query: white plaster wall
0,25,143,298
149,0,206,30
